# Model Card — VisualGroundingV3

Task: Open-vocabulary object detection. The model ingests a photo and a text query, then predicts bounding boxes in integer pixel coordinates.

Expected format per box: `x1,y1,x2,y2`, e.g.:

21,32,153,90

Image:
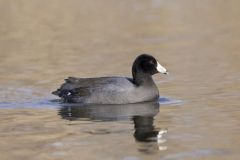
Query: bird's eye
149,60,155,65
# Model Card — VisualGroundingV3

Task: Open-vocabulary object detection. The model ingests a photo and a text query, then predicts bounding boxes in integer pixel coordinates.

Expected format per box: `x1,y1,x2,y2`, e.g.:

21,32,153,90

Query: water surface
0,0,240,159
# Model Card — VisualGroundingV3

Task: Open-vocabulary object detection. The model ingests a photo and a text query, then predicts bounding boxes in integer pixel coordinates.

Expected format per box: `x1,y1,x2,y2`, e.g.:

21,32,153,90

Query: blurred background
0,0,240,160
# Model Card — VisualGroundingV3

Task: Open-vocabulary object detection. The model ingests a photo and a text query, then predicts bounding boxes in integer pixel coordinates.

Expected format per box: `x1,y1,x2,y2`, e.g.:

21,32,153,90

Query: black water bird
52,54,168,104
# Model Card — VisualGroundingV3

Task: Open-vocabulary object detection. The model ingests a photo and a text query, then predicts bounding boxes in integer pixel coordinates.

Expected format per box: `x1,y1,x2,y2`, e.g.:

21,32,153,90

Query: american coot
52,54,168,104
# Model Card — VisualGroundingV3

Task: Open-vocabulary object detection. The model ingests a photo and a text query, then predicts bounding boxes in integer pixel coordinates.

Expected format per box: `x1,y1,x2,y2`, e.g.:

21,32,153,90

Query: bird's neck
133,72,154,86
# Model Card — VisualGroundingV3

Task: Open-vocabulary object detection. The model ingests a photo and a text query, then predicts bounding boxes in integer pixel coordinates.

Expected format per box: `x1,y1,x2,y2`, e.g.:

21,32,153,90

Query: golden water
0,0,240,159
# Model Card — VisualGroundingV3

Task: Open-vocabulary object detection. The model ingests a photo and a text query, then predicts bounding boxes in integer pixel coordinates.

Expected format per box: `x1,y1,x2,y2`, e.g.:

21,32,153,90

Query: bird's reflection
133,115,158,142
58,101,167,151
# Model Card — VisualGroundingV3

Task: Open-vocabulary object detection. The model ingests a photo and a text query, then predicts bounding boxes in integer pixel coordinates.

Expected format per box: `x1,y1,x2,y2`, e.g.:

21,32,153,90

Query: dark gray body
53,76,159,104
